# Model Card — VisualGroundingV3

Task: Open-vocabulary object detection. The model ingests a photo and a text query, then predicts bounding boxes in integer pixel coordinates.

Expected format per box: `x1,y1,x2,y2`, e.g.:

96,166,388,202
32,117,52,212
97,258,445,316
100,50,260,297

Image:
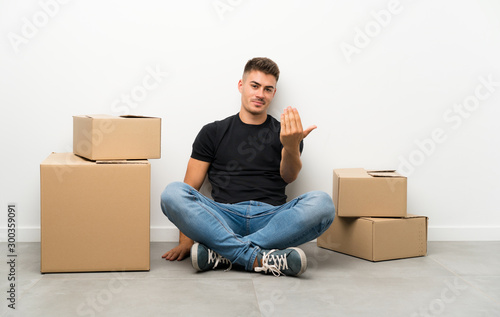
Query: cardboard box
333,168,407,217
317,215,427,261
73,114,161,160
40,153,150,273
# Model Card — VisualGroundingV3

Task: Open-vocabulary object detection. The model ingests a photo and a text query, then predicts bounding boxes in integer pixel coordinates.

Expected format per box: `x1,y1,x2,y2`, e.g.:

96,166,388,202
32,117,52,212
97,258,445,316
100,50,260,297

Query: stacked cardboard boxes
40,115,161,273
317,168,428,261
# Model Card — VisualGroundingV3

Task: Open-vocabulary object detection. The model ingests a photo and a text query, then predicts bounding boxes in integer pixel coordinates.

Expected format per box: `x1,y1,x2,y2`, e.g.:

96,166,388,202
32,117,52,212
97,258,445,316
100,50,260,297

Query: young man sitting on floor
160,57,334,277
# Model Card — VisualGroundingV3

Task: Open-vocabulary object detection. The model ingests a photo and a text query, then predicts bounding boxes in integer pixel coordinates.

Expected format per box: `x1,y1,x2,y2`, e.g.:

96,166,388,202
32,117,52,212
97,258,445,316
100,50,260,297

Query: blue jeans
160,182,335,271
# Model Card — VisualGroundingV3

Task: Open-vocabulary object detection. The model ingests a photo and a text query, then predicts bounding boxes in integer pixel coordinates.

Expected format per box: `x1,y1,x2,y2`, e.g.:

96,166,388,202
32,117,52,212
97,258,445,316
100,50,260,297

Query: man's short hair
243,57,280,82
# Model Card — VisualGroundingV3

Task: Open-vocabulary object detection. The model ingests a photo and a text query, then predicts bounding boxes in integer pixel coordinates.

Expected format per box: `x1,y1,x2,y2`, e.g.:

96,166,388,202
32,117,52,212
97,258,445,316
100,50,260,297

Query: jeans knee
309,191,335,225
160,181,187,218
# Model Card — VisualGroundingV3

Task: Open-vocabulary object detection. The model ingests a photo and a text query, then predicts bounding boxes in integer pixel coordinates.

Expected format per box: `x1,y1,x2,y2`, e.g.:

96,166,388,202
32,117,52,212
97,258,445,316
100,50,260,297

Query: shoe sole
289,247,307,276
191,243,201,271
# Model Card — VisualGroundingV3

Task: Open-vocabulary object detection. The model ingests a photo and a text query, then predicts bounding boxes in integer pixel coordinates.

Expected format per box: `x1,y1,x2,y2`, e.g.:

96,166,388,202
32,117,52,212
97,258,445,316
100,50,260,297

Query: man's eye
266,88,273,92
251,85,258,88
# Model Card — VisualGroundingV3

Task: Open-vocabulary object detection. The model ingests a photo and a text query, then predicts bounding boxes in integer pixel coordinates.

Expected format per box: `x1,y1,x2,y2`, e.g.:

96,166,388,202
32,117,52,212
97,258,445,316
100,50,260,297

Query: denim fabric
161,182,335,271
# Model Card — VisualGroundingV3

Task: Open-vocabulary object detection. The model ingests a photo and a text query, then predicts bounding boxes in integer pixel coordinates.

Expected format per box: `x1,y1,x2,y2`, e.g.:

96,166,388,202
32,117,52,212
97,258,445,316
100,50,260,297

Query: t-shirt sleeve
191,123,217,163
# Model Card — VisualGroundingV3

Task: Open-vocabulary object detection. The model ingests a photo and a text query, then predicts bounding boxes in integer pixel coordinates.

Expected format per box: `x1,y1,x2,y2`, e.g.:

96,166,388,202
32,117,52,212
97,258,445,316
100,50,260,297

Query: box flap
73,114,115,119
362,215,427,221
120,115,159,119
96,160,149,164
41,153,91,166
366,170,395,173
334,168,368,178
74,114,160,119
362,217,404,223
336,168,405,178
367,170,404,178
42,153,149,165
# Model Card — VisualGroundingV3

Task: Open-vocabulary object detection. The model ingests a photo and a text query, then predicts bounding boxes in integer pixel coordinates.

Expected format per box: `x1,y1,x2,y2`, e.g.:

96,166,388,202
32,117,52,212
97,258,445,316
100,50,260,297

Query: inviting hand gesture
279,107,317,183
280,106,317,151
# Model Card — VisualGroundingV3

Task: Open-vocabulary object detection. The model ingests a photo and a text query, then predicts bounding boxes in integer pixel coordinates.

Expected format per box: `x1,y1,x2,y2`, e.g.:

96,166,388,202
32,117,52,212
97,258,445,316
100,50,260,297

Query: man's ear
238,79,243,93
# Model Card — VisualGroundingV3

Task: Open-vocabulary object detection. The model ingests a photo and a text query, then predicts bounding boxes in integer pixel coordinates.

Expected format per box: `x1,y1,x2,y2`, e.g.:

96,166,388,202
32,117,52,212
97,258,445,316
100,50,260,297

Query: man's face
238,70,277,117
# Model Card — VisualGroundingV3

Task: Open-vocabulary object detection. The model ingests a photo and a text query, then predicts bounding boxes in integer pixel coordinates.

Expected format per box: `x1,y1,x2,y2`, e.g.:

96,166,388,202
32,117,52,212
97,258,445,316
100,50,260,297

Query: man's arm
279,107,316,183
162,158,210,261
184,157,211,190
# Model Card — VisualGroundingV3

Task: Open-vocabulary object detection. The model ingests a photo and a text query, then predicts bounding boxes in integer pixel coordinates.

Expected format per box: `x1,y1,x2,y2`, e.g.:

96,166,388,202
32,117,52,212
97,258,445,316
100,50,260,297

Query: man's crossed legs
161,182,335,276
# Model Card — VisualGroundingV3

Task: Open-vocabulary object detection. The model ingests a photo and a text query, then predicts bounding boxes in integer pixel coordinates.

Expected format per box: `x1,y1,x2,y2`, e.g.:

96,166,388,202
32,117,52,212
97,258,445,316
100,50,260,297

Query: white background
1,0,499,242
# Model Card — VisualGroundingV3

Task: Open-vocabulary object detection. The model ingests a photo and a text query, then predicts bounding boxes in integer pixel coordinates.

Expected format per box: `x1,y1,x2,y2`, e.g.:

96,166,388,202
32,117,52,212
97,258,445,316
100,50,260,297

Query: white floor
1,241,500,317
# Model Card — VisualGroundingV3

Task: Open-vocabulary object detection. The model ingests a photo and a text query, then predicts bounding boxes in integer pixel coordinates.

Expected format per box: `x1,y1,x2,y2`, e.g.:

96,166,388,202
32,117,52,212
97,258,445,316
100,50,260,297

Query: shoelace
207,248,232,271
254,249,289,277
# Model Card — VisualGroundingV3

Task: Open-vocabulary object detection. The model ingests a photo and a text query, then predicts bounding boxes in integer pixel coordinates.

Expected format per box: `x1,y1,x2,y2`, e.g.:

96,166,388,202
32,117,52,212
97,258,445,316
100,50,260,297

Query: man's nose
256,88,265,99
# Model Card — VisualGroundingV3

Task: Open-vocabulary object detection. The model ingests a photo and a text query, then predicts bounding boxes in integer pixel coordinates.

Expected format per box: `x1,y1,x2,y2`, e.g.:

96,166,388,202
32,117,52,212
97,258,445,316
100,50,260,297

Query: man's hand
161,240,193,261
279,107,316,183
280,106,316,151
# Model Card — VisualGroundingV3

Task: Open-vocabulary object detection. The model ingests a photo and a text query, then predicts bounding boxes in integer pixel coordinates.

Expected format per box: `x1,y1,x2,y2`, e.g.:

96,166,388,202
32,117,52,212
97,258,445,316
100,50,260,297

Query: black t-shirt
191,113,303,206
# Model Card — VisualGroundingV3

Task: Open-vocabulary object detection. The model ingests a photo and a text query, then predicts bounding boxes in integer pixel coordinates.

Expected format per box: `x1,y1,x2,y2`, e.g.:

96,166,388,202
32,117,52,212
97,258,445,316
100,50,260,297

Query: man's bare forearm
279,107,316,183
280,147,302,183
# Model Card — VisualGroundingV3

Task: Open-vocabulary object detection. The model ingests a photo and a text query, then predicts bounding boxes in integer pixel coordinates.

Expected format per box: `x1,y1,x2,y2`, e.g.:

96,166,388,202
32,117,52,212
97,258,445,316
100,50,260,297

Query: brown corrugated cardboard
333,168,407,217
317,215,427,261
40,152,150,273
73,114,161,160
